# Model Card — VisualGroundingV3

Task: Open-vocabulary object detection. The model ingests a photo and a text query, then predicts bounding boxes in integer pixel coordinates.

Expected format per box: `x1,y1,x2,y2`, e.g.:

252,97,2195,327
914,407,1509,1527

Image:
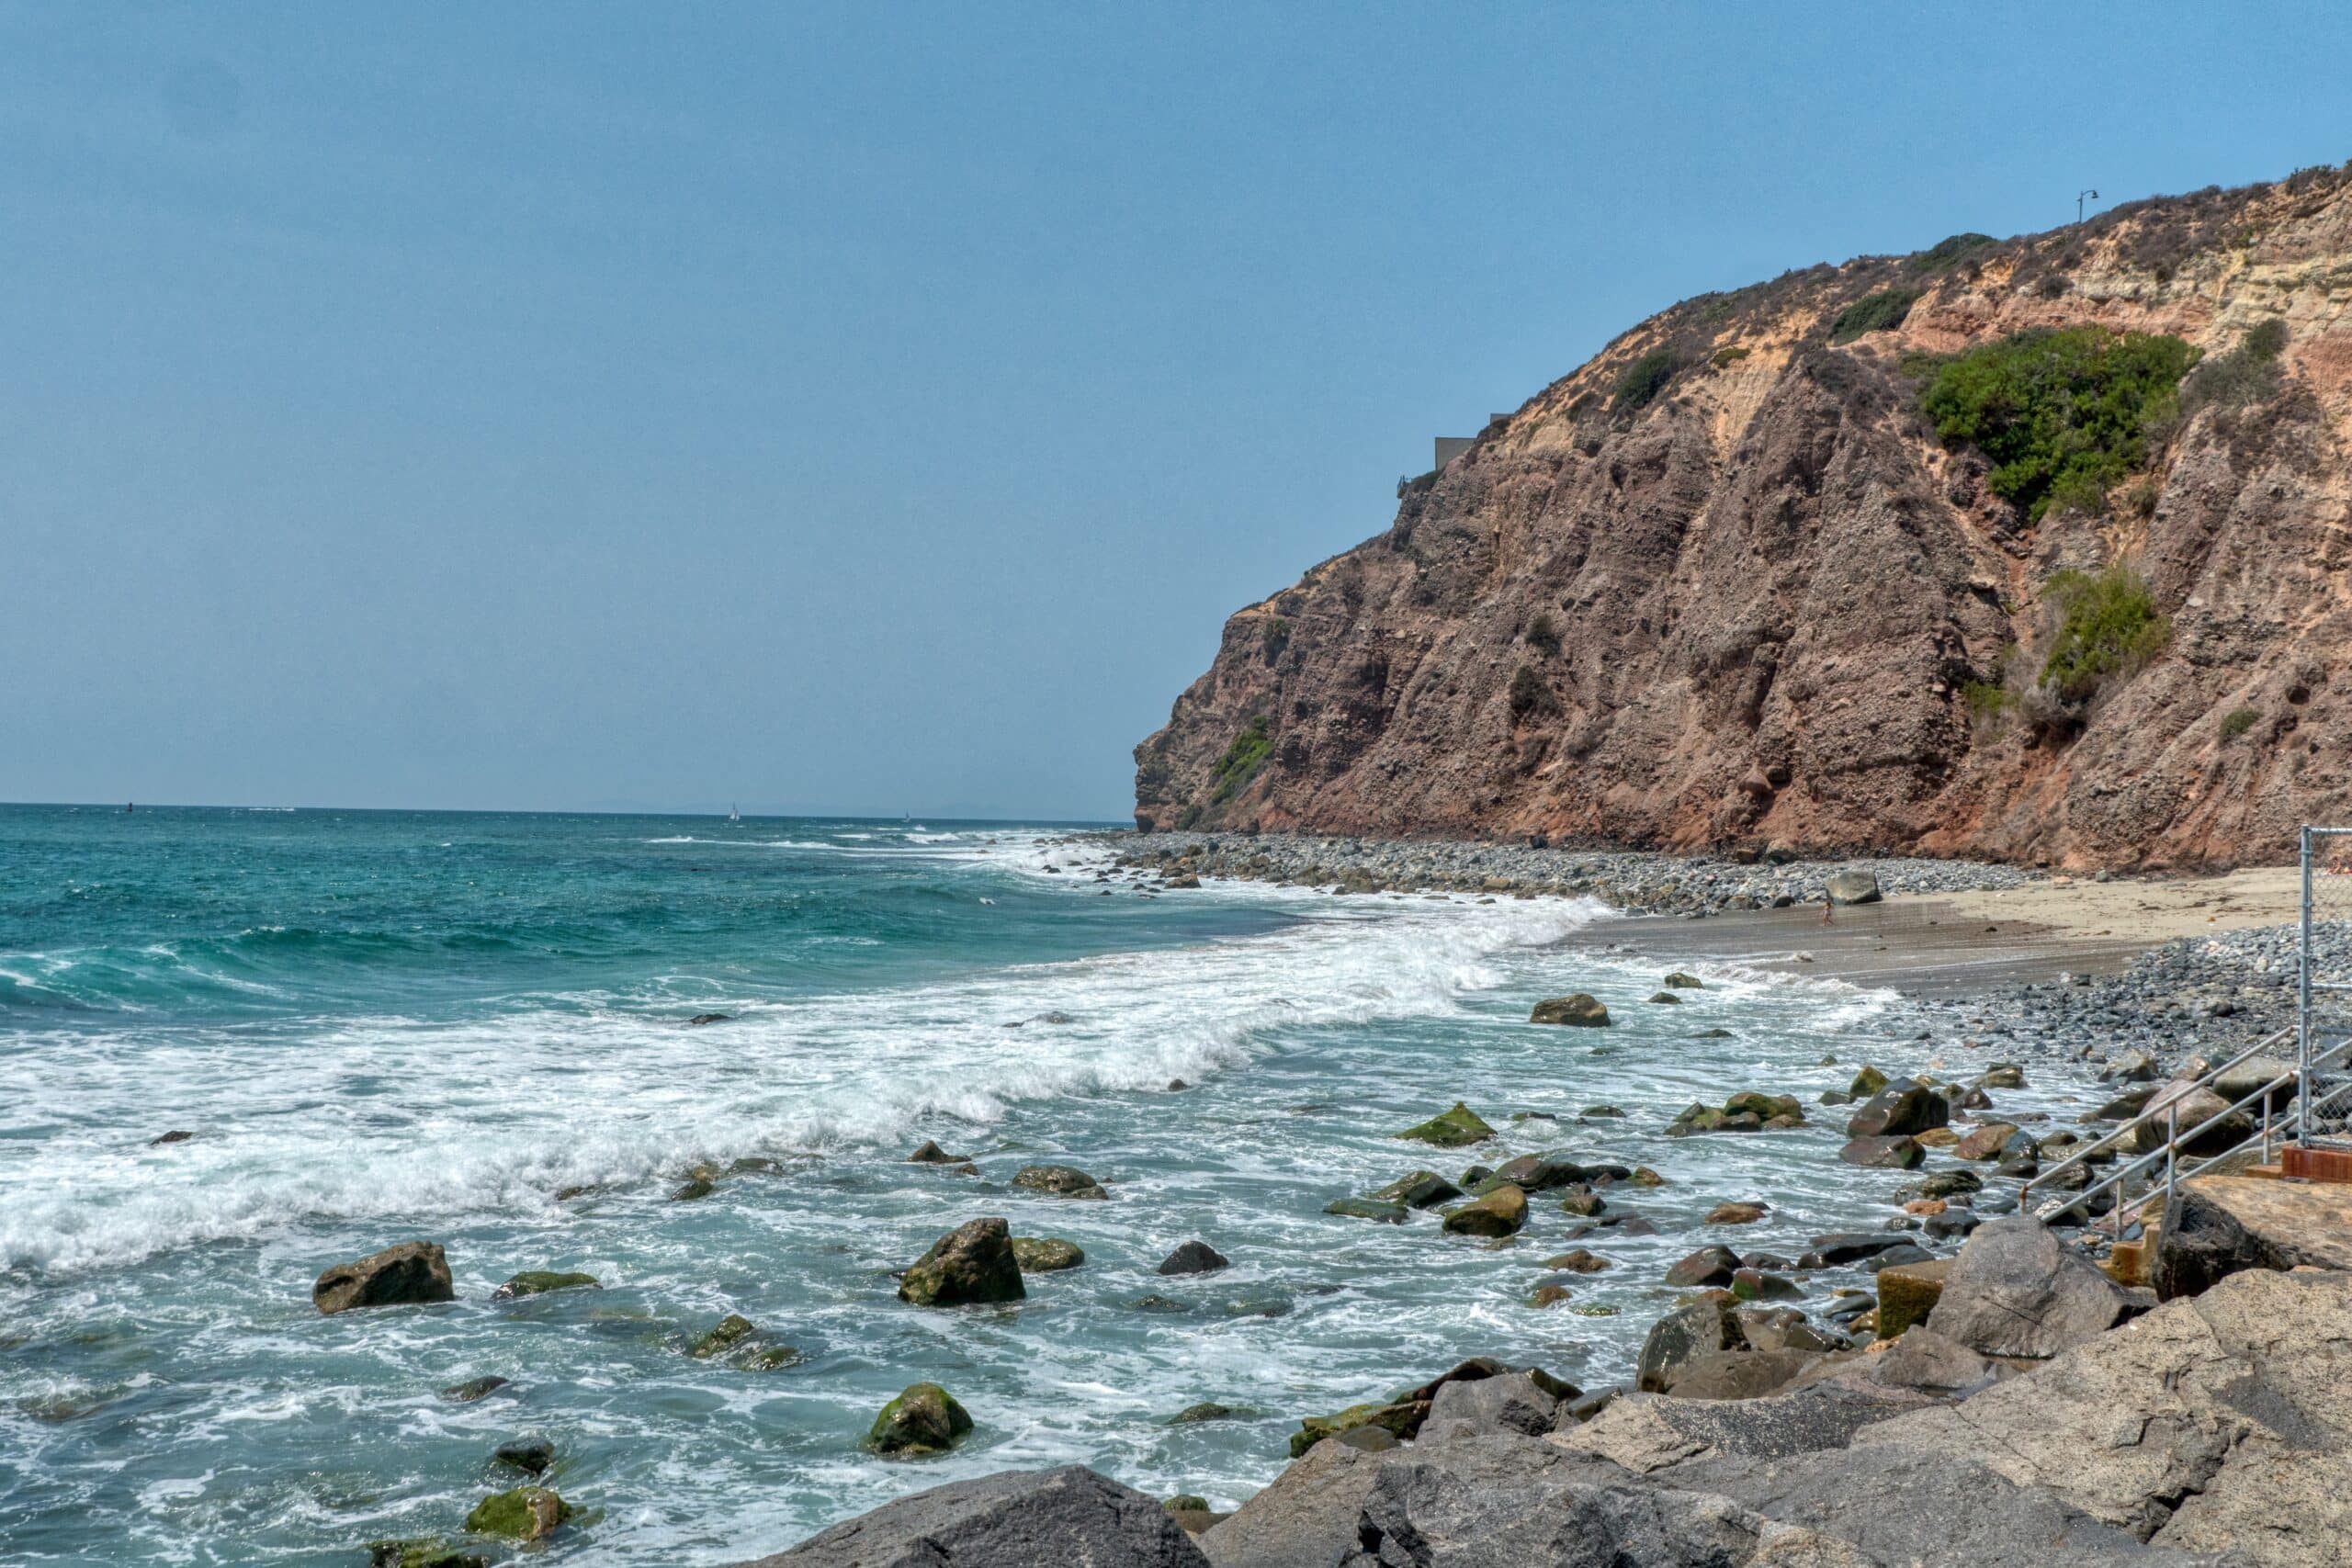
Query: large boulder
744,1464,1207,1565
1823,869,1882,905
1416,1372,1559,1442
1924,1214,2132,1358
1838,1134,1924,1168
1663,1246,1741,1288
1845,1079,1950,1139
1012,1236,1085,1272
899,1217,1025,1306
1371,1169,1463,1208
2132,1083,2254,1158
1636,1298,1745,1393
1529,994,1610,1027
1157,1240,1230,1276
313,1242,455,1315
2154,1180,2331,1301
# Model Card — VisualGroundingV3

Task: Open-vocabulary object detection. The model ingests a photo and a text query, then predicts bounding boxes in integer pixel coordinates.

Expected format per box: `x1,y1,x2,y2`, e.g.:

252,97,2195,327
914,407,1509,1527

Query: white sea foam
0,893,1603,1275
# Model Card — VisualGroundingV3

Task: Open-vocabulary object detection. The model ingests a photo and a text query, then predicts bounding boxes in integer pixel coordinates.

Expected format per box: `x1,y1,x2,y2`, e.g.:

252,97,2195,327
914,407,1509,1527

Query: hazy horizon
8,3,2349,819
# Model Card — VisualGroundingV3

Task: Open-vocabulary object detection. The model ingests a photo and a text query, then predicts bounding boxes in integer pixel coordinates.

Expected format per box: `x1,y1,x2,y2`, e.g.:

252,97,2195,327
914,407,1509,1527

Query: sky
5,3,2347,820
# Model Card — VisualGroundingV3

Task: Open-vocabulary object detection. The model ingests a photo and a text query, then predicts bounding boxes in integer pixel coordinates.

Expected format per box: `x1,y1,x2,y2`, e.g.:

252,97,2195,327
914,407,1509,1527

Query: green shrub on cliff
2220,707,2260,742
2181,317,2288,414
1612,345,1682,412
2039,567,2167,703
1907,232,1997,275
1918,326,2198,520
1829,288,1918,343
1211,716,1272,803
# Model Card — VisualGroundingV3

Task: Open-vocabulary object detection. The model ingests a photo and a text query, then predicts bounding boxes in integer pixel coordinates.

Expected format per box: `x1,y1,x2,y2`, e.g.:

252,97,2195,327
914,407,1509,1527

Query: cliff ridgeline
1136,163,2352,868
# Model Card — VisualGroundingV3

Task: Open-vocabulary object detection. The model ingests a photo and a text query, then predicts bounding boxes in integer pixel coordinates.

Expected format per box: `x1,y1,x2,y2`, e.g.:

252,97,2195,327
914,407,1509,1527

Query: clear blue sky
5,3,2345,819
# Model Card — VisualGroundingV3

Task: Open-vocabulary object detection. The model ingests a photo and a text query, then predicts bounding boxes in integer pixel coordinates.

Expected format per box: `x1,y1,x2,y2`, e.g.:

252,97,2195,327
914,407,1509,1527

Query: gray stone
1823,870,1881,905
747,1465,1208,1566
1417,1371,1558,1442
1636,1298,1744,1393
1924,1214,2132,1359
1157,1240,1231,1276
898,1217,1025,1306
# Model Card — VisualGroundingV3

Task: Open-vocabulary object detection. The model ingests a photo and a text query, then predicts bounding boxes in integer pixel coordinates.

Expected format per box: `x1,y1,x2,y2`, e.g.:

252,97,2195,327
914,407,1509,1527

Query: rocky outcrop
1136,164,2352,870
1923,1213,2134,1357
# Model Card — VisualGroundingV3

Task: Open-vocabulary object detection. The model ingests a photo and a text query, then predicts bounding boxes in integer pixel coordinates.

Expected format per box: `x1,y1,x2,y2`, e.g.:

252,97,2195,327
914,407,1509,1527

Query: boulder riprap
1393,1102,1495,1148
491,1269,599,1301
1011,1236,1084,1272
1530,993,1610,1027
1157,1240,1229,1276
899,1217,1025,1305
313,1241,455,1315
866,1382,974,1457
746,1465,1207,1566
1440,1183,1526,1237
1925,1213,2132,1358
463,1486,571,1541
1012,1164,1110,1200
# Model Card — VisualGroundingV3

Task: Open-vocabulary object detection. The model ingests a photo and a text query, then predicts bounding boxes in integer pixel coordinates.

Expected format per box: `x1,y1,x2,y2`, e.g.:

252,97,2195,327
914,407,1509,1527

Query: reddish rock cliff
1136,166,2352,868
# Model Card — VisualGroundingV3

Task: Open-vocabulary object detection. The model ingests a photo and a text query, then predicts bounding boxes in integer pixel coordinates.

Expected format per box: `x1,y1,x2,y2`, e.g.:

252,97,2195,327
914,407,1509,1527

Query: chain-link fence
2298,827,2352,1150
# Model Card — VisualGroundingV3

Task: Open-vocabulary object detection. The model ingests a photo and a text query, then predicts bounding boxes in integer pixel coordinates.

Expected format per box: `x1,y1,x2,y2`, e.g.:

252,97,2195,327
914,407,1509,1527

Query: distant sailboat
729,802,741,822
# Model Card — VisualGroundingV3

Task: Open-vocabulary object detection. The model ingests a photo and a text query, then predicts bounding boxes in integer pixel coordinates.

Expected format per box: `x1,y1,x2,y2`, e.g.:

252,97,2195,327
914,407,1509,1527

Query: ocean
0,805,2053,1564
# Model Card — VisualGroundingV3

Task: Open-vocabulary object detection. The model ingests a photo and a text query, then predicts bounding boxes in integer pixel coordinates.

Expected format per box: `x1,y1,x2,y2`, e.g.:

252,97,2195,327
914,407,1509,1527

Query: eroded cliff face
1136,167,2352,868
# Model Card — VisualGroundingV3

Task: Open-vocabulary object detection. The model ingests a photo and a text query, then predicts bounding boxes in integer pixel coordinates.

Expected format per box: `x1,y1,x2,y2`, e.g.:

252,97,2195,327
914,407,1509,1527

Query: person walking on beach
1821,892,1834,926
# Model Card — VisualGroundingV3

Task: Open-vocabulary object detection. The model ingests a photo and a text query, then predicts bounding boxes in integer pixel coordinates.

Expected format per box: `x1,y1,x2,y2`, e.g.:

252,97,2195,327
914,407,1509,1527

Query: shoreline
1107,830,2319,1078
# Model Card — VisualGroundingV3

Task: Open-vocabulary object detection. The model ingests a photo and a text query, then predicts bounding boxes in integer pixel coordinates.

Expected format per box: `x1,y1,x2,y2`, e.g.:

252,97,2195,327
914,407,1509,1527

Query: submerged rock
1323,1197,1408,1224
1011,1236,1085,1272
464,1485,571,1541
313,1241,455,1315
1530,993,1611,1026
439,1375,509,1404
689,1314,758,1359
492,1270,600,1302
899,1217,1025,1305
1662,972,1705,989
1012,1164,1110,1200
1839,1134,1925,1168
908,1140,969,1164
367,1540,488,1568
492,1438,554,1475
1371,1169,1464,1208
1393,1102,1496,1148
1156,1240,1230,1276
866,1382,974,1457
1664,1246,1742,1288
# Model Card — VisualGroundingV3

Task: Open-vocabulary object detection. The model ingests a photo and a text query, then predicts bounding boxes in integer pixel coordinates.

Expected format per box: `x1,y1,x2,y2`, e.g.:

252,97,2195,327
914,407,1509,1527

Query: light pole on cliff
2077,187,2099,224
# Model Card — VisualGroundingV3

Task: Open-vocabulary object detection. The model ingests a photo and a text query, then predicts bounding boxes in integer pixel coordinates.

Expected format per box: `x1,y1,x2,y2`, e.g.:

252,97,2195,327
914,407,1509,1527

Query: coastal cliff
1136,164,2352,868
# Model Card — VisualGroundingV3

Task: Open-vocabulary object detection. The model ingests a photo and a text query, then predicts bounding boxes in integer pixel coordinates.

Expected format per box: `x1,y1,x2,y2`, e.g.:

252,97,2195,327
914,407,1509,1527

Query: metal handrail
2037,1043,2352,1228
2024,1024,2297,1193
2044,1071,2352,1235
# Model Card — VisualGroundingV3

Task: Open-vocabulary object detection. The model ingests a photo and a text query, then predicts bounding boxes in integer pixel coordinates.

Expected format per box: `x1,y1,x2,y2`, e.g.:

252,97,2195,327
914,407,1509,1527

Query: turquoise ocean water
0,805,2056,1564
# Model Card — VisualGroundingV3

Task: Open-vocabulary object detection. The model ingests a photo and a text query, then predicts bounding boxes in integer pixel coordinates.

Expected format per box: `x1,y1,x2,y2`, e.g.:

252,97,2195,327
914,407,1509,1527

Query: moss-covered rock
1848,1065,1891,1098
1873,1258,1953,1338
866,1382,973,1457
1395,1102,1495,1148
1662,972,1704,989
491,1269,601,1301
1289,1399,1422,1459
688,1314,757,1359
1323,1197,1408,1224
1530,994,1611,1027
1011,1236,1085,1271
1440,1183,1526,1237
464,1485,572,1541
1646,991,1684,1005
1169,1401,1239,1424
